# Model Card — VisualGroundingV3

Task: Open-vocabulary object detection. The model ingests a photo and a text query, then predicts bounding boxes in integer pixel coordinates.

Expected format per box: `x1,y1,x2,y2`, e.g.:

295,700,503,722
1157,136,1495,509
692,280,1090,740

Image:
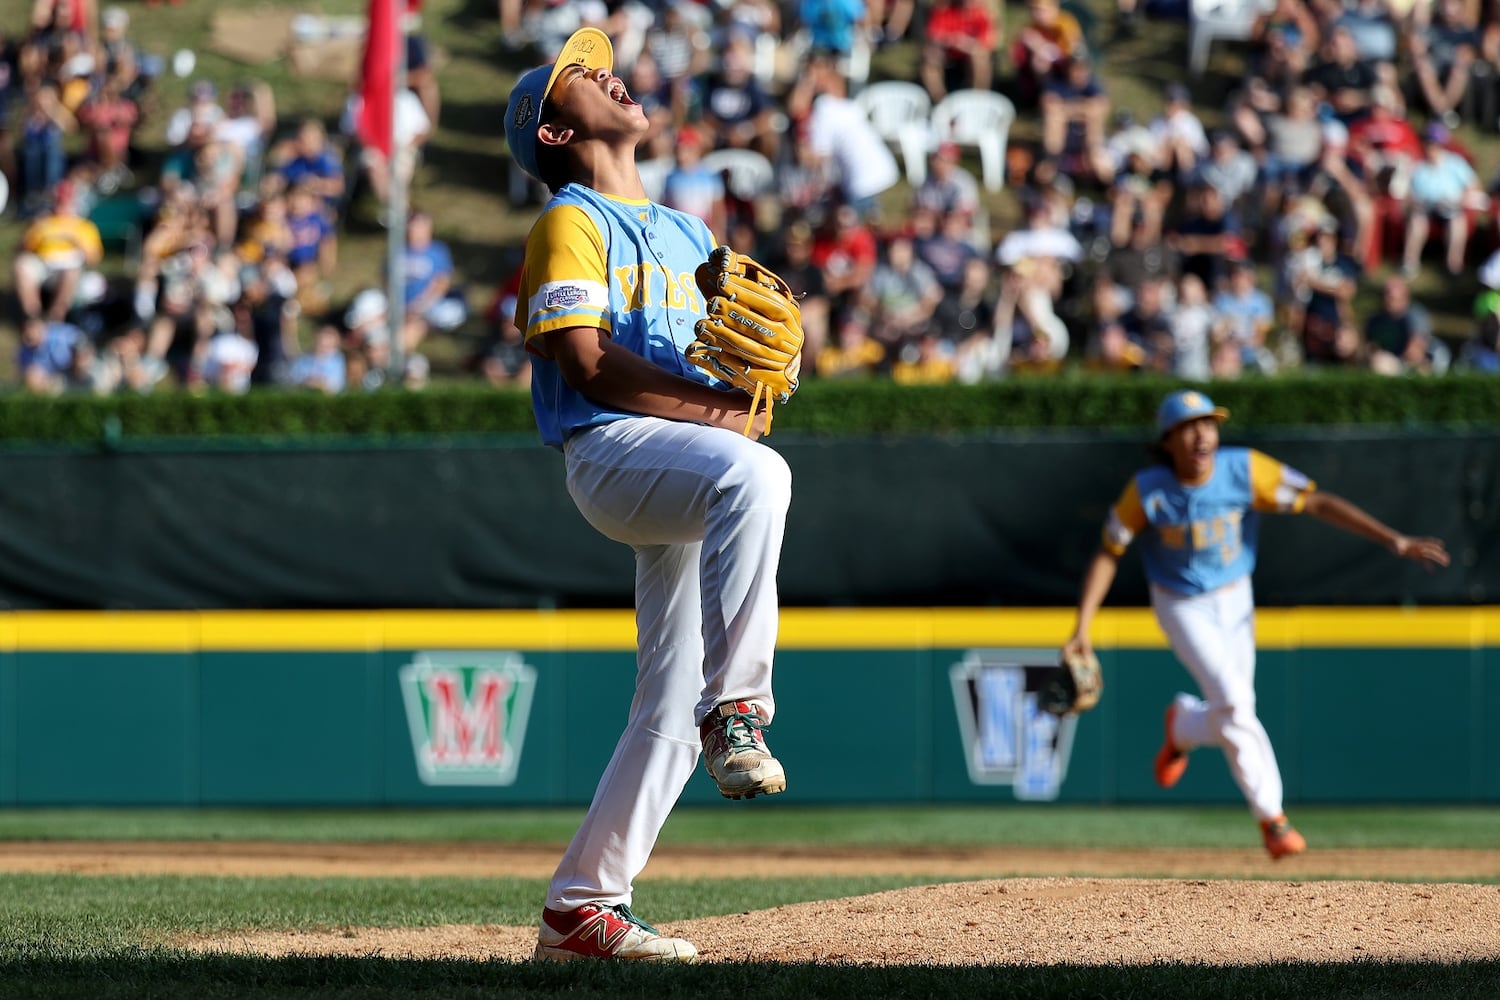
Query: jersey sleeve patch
1102,477,1147,555
1249,449,1317,513
518,203,612,344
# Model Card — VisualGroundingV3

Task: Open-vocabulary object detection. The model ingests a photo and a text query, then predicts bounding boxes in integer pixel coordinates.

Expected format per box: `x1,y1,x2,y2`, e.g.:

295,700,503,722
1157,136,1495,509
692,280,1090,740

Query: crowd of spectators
8,0,1500,397
2,0,459,395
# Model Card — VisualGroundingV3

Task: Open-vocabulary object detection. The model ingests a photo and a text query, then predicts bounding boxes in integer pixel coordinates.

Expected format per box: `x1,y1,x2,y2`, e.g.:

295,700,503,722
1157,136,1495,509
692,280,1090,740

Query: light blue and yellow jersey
1102,447,1317,596
514,183,725,448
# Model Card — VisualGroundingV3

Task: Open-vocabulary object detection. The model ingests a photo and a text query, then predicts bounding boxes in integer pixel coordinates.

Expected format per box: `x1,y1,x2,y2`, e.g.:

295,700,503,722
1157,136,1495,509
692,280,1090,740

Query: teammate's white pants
1151,576,1285,822
546,416,791,909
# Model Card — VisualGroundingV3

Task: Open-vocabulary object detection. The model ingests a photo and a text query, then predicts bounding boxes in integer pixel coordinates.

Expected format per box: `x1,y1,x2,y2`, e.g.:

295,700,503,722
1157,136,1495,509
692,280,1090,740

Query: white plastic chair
635,155,674,203
701,148,776,200
1189,0,1272,77
853,80,934,187
930,90,1016,192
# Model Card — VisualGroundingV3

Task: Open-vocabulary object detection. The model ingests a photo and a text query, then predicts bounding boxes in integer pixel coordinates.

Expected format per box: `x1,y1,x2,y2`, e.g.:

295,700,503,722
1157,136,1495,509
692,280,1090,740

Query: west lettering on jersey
613,263,701,314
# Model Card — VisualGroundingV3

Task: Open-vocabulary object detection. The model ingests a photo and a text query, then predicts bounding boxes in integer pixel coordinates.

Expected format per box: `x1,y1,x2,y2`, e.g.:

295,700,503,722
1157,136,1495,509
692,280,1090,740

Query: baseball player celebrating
1064,390,1449,858
504,29,791,963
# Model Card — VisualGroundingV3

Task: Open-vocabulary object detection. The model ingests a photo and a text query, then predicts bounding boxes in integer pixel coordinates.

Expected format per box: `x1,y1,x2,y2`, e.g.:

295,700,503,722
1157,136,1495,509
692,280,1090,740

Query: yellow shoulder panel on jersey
517,204,612,343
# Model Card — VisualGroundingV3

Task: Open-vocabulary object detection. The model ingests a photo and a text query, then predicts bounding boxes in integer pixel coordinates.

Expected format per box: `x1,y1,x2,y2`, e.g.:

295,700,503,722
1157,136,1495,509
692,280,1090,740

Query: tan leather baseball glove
686,246,804,436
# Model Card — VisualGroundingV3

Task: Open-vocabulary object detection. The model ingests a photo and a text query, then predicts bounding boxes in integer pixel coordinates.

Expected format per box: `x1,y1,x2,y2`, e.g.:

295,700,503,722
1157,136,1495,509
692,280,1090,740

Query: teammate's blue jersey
514,183,725,447
1102,447,1317,595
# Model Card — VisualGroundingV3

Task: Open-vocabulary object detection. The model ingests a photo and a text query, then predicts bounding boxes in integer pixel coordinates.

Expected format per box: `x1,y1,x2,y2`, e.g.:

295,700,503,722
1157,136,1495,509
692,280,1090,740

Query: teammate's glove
1037,647,1103,716
686,246,805,436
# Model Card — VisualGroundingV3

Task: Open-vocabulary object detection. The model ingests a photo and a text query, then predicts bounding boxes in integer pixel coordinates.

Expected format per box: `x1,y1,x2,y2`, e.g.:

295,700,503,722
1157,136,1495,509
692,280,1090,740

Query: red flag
357,0,395,157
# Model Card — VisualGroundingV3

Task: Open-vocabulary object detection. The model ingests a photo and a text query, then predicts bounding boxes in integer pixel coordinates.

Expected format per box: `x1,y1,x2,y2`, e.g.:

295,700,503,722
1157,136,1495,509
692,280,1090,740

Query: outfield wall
2,608,1495,807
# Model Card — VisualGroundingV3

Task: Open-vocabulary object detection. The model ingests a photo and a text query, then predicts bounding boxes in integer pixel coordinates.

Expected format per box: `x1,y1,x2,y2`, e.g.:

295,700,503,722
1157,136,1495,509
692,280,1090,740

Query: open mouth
607,78,638,107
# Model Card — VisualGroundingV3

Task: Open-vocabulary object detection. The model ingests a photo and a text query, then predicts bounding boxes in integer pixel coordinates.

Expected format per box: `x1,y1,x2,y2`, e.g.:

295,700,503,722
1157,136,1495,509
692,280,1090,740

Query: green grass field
0,806,1496,998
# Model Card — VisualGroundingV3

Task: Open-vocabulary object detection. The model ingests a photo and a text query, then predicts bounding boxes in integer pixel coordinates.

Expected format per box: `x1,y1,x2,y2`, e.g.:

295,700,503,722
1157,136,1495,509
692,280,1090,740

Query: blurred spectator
405,7,441,128
1170,183,1245,290
1410,0,1479,124
478,288,532,389
1199,130,1259,218
164,79,224,162
1289,224,1361,365
911,205,980,291
1150,82,1209,180
1119,274,1173,362
401,208,467,350
99,5,158,103
1334,0,1397,66
286,183,337,314
16,82,74,214
1302,25,1379,123
1246,85,1322,213
995,256,1069,372
1459,311,1500,370
1365,276,1434,374
790,53,899,217
647,1,710,116
700,34,778,161
197,322,259,395
913,142,980,222
1011,0,1084,108
812,201,879,315
1040,53,1111,183
815,313,886,377
932,255,995,348
767,218,831,361
1171,273,1214,379
1348,83,1421,183
996,194,1083,266
75,76,136,191
14,182,103,322
192,139,246,245
215,80,277,168
798,0,867,60
1212,260,1277,373
341,84,431,211
1402,125,1483,276
662,125,727,236
920,0,998,101
864,234,943,347
1302,120,1375,266
271,119,345,208
776,129,838,216
626,50,674,160
289,324,348,394
17,315,81,394
891,331,958,383
90,325,157,395
1249,0,1320,88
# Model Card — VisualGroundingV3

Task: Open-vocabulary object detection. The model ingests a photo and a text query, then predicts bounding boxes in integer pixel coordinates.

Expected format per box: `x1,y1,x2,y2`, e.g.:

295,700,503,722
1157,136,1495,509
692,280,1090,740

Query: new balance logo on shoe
700,700,786,799
533,903,697,962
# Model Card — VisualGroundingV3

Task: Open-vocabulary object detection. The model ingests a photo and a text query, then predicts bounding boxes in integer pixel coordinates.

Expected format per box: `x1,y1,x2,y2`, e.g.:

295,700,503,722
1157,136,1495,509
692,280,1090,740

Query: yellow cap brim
543,28,613,106
1160,407,1229,438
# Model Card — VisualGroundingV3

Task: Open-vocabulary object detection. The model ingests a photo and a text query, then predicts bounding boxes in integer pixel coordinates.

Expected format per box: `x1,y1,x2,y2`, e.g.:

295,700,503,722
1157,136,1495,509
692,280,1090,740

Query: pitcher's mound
187,877,1500,966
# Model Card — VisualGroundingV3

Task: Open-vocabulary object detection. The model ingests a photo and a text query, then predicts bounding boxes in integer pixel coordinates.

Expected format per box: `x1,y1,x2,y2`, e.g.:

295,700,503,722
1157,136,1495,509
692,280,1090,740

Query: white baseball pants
546,416,791,910
1151,575,1286,822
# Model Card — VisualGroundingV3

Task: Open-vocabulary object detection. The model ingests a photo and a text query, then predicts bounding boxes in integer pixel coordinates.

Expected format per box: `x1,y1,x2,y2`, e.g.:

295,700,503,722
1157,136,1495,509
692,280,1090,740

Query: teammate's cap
1156,389,1229,438
504,27,614,183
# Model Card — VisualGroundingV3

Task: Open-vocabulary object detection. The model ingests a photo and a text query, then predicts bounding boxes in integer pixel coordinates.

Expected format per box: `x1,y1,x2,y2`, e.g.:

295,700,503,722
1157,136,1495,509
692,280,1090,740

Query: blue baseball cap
1155,389,1229,438
505,28,613,183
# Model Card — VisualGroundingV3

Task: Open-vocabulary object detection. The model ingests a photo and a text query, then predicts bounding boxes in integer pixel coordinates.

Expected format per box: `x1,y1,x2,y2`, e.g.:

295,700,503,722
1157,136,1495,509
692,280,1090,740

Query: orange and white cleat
1153,702,1189,788
1260,815,1307,860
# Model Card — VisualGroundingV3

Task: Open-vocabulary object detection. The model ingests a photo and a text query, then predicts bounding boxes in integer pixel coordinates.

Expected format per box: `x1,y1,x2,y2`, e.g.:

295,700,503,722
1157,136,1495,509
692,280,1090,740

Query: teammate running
1064,390,1449,858
503,29,791,963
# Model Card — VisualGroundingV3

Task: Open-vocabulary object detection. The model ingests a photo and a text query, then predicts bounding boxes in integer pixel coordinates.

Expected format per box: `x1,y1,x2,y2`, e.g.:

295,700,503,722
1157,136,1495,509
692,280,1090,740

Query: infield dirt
4,842,1497,966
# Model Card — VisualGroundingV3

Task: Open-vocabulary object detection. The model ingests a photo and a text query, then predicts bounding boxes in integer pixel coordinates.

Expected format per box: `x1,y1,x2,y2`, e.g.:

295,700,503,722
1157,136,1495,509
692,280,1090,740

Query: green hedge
0,373,1494,444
